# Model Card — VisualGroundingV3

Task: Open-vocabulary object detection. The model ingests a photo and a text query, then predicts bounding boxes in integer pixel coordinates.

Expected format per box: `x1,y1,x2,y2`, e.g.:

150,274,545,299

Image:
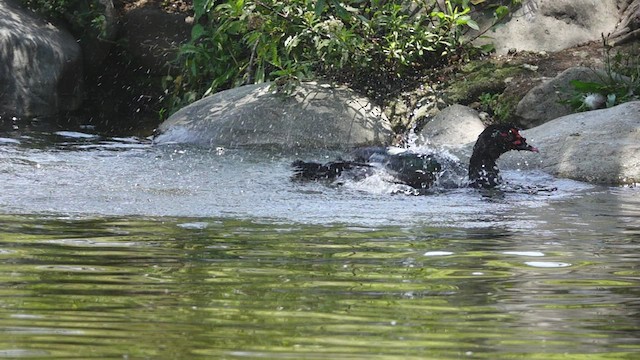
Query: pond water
0,122,639,359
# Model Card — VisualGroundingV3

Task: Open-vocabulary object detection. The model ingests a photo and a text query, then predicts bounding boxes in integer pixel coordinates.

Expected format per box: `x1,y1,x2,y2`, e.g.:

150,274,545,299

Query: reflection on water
0,214,639,359
0,125,639,358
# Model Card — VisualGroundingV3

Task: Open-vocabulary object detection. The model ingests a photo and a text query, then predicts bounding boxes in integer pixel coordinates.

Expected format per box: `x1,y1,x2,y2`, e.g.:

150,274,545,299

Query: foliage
18,0,108,38
164,0,520,114
478,92,507,121
562,38,640,112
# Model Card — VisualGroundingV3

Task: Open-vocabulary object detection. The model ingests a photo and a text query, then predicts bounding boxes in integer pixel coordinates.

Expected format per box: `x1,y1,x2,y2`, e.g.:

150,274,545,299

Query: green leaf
466,19,479,31
478,43,495,54
193,0,207,21
430,11,446,20
284,35,299,51
331,1,352,22
494,5,509,20
314,0,326,16
255,62,265,84
570,80,604,92
190,24,205,41
233,0,245,13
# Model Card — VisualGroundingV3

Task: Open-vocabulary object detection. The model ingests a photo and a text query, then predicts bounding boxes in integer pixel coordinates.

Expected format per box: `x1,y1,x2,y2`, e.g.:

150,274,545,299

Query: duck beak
507,128,539,153
513,136,539,152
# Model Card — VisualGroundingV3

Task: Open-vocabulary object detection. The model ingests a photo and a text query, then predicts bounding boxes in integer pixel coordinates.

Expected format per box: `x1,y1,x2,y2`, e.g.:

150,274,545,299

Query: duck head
480,125,538,156
469,124,538,188
491,125,539,153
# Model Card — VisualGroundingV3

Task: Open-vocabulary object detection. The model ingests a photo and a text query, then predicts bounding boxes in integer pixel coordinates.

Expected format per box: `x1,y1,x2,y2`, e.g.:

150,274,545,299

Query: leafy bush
164,0,518,114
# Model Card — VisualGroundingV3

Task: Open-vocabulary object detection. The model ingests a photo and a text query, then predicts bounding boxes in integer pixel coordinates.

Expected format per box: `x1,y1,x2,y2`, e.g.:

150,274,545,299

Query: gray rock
415,105,485,148
501,101,640,185
474,0,619,54
610,0,640,45
0,0,83,117
154,82,392,149
515,67,620,128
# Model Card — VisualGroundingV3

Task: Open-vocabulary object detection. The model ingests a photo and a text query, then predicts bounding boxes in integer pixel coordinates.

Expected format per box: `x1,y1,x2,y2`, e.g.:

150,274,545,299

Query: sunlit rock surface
0,0,83,117
415,104,485,148
502,101,640,185
474,0,619,54
154,82,392,148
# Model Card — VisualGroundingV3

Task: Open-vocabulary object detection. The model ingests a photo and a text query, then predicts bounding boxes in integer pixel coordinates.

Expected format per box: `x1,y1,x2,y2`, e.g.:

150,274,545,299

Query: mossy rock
491,91,523,122
444,60,527,105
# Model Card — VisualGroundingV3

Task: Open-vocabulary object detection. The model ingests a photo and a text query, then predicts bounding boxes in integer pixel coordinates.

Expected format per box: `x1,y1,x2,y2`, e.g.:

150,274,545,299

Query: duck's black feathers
292,124,538,189
291,160,371,181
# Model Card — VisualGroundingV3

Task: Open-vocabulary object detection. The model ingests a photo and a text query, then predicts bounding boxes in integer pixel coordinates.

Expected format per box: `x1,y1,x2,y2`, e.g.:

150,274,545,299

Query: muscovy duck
467,124,538,188
291,124,539,189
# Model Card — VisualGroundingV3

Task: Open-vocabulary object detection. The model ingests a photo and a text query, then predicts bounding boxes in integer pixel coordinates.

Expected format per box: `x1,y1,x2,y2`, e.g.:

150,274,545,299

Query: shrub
164,0,519,114
18,0,107,38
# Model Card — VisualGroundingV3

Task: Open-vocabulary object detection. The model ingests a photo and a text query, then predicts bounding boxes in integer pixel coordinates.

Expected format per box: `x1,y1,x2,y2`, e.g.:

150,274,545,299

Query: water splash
0,126,619,228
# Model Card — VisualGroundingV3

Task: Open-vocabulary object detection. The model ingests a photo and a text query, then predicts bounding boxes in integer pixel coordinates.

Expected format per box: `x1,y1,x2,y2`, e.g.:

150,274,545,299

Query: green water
1,212,638,359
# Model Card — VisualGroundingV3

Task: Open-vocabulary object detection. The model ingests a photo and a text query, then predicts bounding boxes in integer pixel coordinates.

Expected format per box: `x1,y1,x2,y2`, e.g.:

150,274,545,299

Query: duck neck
468,144,502,188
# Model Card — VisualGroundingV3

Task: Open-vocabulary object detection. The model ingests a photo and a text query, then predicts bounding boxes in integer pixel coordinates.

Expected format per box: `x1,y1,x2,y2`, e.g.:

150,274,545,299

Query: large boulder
0,0,83,117
501,101,640,185
415,105,485,148
154,82,392,148
475,0,620,54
